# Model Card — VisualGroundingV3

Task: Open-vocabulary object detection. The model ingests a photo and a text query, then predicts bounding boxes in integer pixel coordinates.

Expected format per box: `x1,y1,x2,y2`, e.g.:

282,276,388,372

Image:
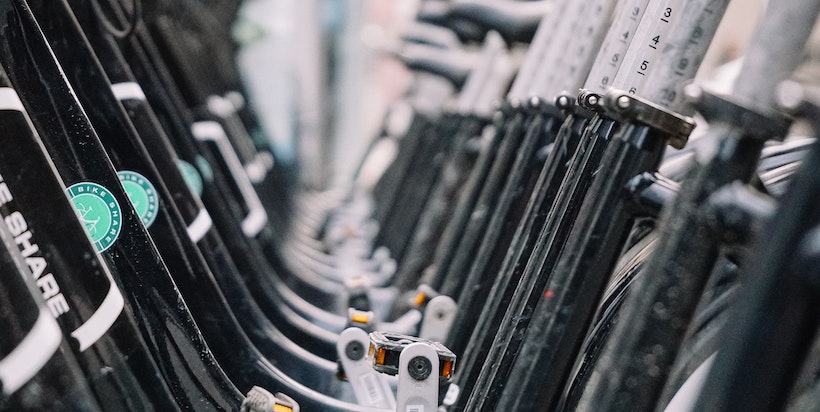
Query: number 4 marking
650,35,660,49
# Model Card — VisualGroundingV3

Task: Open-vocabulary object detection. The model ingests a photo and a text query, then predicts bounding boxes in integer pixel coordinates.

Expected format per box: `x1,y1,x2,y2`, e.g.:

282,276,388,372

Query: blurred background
231,0,815,192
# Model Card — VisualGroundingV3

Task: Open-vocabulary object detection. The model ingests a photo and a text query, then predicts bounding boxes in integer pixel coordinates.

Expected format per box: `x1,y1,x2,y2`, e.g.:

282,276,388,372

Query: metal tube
642,0,731,112
612,0,683,93
732,0,820,112
553,0,620,94
528,1,589,98
507,0,568,102
583,0,651,92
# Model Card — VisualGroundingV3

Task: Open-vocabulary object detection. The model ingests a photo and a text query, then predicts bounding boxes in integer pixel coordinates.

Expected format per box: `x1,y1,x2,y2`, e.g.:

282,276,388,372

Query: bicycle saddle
419,0,550,45
449,0,551,44
396,43,478,88
402,21,463,49
417,0,487,44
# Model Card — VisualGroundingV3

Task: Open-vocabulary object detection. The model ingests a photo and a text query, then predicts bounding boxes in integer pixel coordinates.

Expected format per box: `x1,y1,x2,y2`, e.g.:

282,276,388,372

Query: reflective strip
191,121,267,237
191,121,225,141
111,82,147,101
0,309,62,395
663,353,717,412
273,404,293,412
0,87,25,111
187,208,213,243
243,208,267,238
71,281,124,351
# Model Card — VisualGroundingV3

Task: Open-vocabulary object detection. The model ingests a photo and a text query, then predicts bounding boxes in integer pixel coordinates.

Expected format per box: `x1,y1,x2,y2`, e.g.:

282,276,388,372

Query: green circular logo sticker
177,160,204,197
195,155,214,182
66,182,122,253
117,171,159,228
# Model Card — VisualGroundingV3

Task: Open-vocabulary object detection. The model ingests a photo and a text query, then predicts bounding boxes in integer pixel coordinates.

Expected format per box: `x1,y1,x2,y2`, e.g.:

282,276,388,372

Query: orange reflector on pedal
351,313,369,324
273,404,293,412
414,292,427,307
375,347,387,366
441,360,453,379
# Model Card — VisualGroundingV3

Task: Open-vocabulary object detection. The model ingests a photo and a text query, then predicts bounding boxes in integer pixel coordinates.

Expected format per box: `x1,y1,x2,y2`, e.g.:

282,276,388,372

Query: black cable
90,0,142,39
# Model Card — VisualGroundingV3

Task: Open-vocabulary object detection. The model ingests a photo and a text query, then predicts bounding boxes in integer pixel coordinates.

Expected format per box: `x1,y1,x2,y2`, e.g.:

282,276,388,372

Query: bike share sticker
65,182,122,253
117,170,159,228
177,159,204,197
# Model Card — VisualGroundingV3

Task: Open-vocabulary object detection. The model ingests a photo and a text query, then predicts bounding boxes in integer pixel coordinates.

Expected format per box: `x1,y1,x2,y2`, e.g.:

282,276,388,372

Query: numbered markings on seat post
117,171,159,229
65,182,122,253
